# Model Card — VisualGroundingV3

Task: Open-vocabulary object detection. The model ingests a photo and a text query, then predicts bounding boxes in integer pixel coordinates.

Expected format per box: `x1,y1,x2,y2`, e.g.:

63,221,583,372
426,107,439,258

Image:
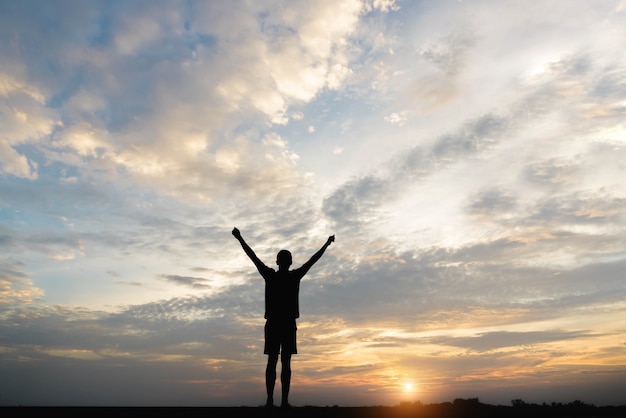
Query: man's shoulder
288,267,307,280
262,267,277,278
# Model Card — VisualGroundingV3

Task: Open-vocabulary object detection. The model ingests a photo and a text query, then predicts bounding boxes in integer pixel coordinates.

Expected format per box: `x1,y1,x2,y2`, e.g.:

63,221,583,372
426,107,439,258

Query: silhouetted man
232,227,334,408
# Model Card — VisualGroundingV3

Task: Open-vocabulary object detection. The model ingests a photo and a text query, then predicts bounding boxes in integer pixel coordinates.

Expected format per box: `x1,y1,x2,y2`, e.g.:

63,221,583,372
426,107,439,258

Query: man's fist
232,227,241,239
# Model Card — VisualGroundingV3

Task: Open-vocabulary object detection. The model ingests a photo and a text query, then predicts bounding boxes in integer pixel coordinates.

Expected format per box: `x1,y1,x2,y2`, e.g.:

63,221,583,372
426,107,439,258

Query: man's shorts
264,319,297,355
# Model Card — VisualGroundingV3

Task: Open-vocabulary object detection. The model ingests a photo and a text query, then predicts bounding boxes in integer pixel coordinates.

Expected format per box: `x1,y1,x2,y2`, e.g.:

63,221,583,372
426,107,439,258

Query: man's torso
263,268,305,319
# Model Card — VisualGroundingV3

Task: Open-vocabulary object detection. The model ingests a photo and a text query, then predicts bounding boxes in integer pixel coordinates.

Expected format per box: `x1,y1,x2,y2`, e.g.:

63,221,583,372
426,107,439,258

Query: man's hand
232,227,241,239
327,235,335,246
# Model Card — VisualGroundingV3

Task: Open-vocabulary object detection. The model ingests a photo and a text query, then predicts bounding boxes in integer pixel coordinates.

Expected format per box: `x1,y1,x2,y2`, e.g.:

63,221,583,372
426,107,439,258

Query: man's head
276,249,292,269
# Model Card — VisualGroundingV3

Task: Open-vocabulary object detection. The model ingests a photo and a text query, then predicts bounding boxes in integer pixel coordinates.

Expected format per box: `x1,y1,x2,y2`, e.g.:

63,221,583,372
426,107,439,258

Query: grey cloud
302,363,383,381
302,239,626,326
457,187,626,266
321,175,388,229
118,280,264,325
538,54,626,128
0,229,14,248
0,342,262,406
1,289,263,359
525,157,581,186
524,193,626,227
117,281,144,287
466,187,517,218
430,113,508,157
0,289,267,410
427,330,596,352
229,194,330,253
0,174,222,259
420,28,477,77
321,48,626,232
436,242,626,307
0,260,44,307
1,250,624,405
159,274,211,289
304,246,481,322
592,65,626,99
0,176,116,219
322,113,512,229
247,198,320,242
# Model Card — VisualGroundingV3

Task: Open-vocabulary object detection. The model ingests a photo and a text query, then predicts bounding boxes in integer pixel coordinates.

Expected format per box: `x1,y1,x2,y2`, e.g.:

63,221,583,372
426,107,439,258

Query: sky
1,0,626,408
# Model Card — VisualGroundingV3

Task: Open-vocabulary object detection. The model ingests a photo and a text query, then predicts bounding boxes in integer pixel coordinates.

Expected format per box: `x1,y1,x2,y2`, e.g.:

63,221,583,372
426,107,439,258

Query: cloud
427,330,597,352
0,261,44,309
0,0,372,201
420,27,477,78
466,187,518,220
384,112,407,126
0,293,265,405
0,74,58,179
524,157,582,186
1,248,625,405
322,111,512,229
159,274,211,290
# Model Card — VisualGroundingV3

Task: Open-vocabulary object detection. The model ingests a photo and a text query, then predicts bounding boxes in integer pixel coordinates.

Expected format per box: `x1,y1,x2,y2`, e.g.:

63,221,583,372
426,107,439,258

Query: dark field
4,400,626,418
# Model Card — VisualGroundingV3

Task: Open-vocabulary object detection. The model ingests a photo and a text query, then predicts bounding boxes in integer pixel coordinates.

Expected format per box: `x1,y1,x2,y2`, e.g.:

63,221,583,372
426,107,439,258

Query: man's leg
266,354,279,407
280,352,292,408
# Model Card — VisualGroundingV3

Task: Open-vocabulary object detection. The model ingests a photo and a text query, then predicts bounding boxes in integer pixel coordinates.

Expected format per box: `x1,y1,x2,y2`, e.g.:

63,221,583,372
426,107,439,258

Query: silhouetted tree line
387,398,626,418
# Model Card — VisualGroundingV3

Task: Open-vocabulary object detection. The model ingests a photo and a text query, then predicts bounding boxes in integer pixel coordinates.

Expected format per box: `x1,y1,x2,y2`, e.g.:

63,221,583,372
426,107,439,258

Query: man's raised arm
232,227,269,275
300,235,335,275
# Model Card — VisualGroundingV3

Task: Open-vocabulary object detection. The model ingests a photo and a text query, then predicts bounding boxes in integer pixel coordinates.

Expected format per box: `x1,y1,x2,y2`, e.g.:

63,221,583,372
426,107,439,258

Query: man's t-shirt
260,267,307,320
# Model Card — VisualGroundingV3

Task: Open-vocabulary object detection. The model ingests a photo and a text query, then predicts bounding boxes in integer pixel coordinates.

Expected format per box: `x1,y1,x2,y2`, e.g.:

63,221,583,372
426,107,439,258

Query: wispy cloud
159,274,212,290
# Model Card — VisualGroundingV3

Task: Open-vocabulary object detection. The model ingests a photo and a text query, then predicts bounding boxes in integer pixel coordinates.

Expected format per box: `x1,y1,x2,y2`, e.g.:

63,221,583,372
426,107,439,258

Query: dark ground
3,400,626,418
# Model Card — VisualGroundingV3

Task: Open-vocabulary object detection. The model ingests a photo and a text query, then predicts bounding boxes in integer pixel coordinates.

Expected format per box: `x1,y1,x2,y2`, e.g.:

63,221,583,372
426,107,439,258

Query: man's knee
267,354,279,366
281,353,292,365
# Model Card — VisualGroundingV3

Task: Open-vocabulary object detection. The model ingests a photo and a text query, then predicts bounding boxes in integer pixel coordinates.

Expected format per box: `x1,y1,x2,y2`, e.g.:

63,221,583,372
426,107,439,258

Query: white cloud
0,75,58,178
0,140,38,179
56,125,110,158
369,0,400,13
0,262,44,307
384,111,406,125
0,74,46,104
